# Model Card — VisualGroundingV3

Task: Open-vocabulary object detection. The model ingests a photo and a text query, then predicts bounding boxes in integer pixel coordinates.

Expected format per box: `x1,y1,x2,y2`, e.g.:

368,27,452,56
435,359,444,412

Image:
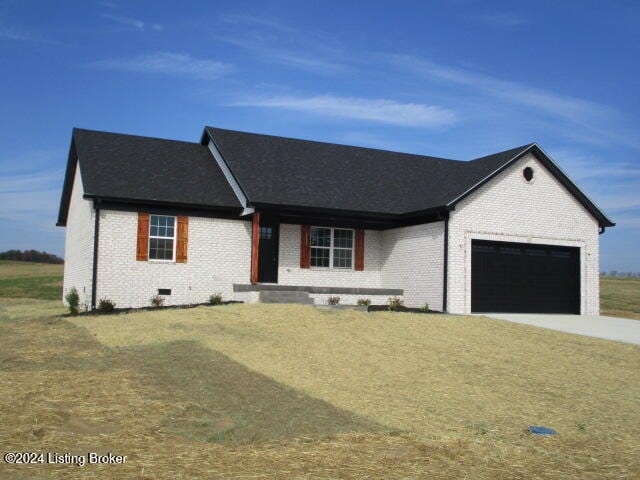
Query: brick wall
62,165,94,310
95,210,252,308
447,152,600,315
380,222,445,310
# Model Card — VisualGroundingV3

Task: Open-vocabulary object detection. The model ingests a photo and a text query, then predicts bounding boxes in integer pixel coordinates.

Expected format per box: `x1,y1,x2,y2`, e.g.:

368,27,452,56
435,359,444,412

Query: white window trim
310,226,355,270
148,214,177,262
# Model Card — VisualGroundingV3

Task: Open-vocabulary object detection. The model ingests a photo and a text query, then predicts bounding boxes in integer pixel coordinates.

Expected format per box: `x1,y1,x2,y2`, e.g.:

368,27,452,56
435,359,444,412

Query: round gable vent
523,167,534,182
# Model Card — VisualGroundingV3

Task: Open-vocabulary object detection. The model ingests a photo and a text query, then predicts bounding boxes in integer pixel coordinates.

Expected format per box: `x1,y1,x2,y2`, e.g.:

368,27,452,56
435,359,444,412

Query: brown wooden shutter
136,212,150,261
300,225,311,268
176,216,188,263
251,213,260,283
355,229,365,271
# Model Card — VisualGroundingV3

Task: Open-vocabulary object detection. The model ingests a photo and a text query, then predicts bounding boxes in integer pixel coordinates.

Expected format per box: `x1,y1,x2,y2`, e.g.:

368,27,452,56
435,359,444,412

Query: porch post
251,213,260,284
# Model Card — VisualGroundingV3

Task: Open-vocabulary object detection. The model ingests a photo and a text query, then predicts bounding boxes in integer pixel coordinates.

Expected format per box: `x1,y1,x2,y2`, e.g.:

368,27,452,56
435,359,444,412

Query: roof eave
82,194,244,214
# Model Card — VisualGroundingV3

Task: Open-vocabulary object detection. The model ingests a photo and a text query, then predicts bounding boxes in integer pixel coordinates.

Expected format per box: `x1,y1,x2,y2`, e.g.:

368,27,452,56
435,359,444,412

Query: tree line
0,250,64,264
601,271,640,278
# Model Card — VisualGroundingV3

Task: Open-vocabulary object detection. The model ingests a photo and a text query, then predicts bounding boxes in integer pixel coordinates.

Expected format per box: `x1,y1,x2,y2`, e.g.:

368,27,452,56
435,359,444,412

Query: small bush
97,298,116,313
357,298,371,306
420,303,430,312
150,295,165,308
327,296,340,305
209,293,223,305
387,296,404,311
65,288,80,315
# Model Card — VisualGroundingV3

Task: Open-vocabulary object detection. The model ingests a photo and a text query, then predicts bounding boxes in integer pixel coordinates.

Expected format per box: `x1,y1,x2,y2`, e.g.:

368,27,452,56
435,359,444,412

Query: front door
258,221,279,283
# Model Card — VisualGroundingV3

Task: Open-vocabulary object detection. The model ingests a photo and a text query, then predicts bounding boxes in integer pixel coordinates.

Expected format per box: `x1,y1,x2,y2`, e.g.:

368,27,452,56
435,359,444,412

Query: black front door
258,220,279,283
471,240,580,314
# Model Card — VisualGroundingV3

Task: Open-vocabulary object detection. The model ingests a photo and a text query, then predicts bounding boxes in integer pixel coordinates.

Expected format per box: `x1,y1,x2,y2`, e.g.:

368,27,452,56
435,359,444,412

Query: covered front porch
243,212,445,309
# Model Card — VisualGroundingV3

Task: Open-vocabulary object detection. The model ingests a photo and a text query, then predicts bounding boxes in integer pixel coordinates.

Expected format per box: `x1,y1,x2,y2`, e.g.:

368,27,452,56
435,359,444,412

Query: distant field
601,276,640,320
1,261,638,318
0,260,63,300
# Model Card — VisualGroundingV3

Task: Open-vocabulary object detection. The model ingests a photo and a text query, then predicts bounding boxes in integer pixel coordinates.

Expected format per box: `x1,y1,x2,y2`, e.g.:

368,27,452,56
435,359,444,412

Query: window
523,166,534,182
310,227,353,268
260,227,273,240
149,215,175,261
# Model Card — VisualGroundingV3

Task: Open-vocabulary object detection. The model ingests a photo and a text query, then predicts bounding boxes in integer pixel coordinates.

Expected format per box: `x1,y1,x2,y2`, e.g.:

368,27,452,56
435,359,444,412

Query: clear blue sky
1,0,638,271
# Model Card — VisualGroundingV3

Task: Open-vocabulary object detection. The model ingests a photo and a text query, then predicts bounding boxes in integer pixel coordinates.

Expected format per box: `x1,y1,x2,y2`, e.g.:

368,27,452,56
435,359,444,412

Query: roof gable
446,143,614,227
57,128,242,225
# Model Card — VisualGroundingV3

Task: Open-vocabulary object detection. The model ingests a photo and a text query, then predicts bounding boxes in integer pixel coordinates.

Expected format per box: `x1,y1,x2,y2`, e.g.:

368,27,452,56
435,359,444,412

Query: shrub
97,298,116,313
387,296,404,311
327,296,340,305
357,298,371,306
420,303,430,312
65,288,80,315
150,295,165,308
209,293,223,305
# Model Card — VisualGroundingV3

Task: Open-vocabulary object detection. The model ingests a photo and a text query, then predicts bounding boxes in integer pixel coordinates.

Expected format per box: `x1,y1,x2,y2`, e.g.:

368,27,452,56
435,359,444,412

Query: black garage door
471,240,580,314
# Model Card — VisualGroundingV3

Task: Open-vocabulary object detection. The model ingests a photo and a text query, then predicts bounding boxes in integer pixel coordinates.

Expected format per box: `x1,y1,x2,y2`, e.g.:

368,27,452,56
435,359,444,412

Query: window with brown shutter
355,229,364,271
176,216,188,263
136,212,149,261
300,225,311,268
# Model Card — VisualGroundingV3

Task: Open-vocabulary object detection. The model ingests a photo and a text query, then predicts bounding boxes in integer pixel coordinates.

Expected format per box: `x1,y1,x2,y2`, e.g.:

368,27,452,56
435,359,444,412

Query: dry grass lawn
1,296,639,479
601,276,640,320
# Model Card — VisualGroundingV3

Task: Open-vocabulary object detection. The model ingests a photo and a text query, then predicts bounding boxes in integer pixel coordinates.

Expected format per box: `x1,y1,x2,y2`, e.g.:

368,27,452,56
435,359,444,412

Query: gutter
443,214,449,313
91,201,100,310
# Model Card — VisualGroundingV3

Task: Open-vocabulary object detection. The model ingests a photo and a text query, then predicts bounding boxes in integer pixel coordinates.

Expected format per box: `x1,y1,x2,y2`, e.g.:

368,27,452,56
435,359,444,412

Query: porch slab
233,284,403,296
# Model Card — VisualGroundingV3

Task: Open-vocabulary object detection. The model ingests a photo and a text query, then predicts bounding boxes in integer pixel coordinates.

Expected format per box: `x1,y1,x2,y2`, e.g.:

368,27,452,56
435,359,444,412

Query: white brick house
57,127,614,314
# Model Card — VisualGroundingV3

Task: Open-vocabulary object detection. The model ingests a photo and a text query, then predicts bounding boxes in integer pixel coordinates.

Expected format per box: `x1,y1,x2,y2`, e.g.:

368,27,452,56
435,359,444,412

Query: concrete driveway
483,314,640,345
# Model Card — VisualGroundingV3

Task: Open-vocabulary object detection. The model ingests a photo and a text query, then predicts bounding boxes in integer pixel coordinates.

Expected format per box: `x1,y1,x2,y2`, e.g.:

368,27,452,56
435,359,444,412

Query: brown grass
1,298,639,479
601,276,640,320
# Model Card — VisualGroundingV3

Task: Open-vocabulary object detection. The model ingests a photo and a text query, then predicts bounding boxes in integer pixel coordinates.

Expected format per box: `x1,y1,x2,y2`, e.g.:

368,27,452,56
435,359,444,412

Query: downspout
443,214,449,313
91,201,101,310
599,226,606,235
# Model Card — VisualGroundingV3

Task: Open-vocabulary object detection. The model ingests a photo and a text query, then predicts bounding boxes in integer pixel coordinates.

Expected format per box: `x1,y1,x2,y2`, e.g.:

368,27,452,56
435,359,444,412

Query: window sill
148,259,176,264
309,267,354,271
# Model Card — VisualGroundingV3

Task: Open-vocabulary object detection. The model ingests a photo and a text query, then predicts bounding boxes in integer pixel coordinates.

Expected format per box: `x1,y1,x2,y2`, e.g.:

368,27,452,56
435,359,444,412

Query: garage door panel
471,240,579,314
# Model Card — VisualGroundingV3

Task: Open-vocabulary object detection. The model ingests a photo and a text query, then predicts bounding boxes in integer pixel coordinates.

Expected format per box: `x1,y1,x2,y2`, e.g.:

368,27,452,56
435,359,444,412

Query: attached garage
471,240,580,314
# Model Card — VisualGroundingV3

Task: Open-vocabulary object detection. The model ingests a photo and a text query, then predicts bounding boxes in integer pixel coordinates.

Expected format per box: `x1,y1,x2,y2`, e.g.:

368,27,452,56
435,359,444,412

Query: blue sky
1,0,638,271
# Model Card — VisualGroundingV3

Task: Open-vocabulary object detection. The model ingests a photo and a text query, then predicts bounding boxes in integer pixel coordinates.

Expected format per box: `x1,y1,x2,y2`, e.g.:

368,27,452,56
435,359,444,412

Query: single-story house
57,127,614,314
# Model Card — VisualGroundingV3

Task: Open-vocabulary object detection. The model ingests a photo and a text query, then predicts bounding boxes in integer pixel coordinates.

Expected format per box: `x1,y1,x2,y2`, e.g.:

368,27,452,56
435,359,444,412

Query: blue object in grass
529,426,557,435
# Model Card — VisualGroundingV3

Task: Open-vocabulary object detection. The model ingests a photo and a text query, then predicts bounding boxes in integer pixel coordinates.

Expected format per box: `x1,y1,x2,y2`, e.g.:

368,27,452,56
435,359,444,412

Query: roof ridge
471,143,535,162
206,126,464,163
73,127,202,147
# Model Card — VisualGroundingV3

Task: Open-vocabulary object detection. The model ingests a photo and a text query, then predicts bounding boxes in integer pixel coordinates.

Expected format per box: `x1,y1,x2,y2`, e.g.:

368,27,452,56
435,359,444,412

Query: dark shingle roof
57,126,614,228
206,127,532,215
73,128,241,209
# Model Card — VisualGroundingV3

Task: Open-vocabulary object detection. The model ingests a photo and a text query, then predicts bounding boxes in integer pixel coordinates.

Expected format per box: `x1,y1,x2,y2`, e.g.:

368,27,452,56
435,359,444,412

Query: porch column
250,213,260,284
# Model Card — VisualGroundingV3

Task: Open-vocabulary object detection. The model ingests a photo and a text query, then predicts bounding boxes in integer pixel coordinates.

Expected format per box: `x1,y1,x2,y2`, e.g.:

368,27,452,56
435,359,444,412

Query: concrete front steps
259,290,315,305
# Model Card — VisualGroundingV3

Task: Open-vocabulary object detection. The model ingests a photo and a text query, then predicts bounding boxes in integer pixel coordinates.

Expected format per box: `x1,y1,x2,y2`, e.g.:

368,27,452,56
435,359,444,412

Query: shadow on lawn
114,340,392,444
1,314,391,445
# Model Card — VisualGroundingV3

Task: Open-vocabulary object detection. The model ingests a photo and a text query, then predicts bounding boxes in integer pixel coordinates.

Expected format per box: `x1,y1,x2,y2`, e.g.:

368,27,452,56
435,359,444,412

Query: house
57,127,614,314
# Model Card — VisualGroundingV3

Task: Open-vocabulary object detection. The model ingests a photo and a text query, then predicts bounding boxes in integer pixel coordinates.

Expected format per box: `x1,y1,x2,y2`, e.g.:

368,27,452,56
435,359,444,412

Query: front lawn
1,300,638,479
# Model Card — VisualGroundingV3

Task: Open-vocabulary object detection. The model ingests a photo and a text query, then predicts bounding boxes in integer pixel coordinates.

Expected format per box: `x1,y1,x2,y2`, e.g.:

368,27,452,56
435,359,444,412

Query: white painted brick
95,211,251,308
447,153,600,315
310,293,394,306
62,165,94,310
380,222,444,310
